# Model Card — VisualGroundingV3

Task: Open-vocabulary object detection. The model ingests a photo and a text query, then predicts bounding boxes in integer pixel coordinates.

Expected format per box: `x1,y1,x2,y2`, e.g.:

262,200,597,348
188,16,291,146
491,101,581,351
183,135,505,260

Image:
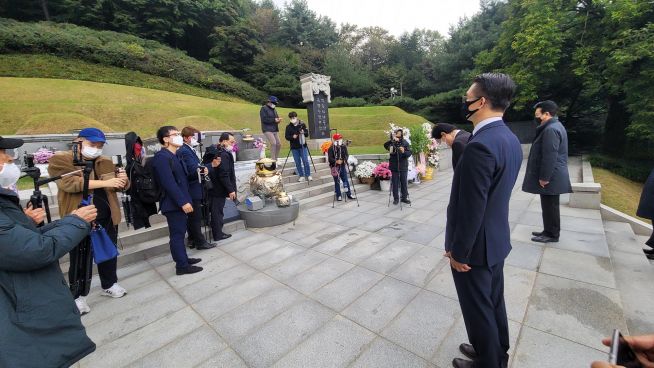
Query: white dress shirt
472,117,503,136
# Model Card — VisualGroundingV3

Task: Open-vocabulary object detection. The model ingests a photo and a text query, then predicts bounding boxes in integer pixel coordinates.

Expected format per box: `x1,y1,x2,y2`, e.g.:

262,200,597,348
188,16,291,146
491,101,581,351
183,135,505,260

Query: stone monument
300,73,332,140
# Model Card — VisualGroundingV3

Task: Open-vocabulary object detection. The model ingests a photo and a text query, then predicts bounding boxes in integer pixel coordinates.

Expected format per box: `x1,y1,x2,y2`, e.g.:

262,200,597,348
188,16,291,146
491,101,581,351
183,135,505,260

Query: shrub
330,97,368,107
588,154,653,183
0,18,266,102
380,96,420,112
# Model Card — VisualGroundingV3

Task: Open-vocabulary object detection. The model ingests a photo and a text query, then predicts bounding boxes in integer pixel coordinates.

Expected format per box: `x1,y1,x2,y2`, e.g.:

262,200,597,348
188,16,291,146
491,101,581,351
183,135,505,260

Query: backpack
127,157,170,204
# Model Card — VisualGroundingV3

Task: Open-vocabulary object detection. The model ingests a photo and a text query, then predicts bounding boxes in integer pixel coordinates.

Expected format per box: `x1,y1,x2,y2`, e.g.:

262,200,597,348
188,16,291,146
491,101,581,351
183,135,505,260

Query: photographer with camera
48,128,129,314
284,111,312,182
384,129,412,205
178,126,214,250
204,133,236,242
1,136,98,367
328,133,355,202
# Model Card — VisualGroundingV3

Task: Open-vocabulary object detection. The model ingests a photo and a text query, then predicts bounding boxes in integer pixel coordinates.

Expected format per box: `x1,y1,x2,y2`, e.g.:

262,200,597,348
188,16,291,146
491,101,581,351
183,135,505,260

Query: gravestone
300,73,332,139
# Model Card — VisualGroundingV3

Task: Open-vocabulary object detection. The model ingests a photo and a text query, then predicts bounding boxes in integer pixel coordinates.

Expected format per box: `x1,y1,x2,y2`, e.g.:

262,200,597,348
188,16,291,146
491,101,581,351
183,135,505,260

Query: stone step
60,219,246,276
279,162,330,178
284,175,337,192
603,220,654,335
282,167,333,184
298,183,371,210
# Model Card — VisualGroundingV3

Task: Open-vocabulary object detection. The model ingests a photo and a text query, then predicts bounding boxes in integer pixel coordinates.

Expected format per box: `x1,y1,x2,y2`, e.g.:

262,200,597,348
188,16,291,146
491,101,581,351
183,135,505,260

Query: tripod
330,143,360,208
114,155,132,229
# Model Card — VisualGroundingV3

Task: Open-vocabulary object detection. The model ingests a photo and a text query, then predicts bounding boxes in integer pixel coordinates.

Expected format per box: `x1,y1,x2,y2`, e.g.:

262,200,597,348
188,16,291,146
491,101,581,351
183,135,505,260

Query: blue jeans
332,164,351,196
291,147,311,177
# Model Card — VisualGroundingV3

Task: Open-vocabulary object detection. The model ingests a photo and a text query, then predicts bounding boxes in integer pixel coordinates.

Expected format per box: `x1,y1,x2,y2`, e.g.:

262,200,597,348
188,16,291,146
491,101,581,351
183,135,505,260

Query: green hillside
0,77,427,148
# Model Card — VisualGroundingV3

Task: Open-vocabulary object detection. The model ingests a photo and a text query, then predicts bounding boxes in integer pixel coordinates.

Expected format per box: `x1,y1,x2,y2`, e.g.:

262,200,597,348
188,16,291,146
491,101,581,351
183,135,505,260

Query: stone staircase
28,154,371,273
278,155,371,210
603,220,654,335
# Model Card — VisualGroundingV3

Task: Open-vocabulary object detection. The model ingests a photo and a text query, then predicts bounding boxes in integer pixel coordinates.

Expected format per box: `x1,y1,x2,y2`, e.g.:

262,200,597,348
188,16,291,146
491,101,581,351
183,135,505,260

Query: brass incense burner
249,158,284,199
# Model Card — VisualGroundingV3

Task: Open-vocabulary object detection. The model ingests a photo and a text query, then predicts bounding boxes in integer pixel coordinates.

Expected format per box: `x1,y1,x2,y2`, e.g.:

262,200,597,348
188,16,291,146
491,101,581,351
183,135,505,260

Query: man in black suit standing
204,133,236,242
431,123,471,169
445,73,523,368
522,100,572,243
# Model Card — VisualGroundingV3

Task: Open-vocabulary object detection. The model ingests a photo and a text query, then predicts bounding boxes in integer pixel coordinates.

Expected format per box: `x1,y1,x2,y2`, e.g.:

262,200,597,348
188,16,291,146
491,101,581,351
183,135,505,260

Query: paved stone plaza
72,161,652,368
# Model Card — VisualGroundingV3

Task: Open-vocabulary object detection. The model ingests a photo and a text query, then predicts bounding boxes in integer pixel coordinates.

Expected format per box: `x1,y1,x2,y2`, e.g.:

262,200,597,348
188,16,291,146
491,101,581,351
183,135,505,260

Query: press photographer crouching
48,128,129,314
0,136,98,368
384,129,412,205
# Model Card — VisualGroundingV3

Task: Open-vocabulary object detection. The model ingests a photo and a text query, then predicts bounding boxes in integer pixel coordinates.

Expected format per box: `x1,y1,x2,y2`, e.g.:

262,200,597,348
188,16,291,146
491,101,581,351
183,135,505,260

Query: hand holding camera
24,203,46,225
105,177,127,189
72,205,98,224
211,157,221,168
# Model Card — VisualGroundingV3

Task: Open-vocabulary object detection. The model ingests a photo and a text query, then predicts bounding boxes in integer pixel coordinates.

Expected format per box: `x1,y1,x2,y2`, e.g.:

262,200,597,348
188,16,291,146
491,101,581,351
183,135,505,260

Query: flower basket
359,177,374,185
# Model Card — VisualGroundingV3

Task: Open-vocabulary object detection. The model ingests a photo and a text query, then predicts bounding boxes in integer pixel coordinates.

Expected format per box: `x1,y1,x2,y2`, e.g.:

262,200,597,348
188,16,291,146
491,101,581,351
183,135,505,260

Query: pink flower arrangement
33,147,55,164
231,142,239,153
373,162,392,180
253,138,266,150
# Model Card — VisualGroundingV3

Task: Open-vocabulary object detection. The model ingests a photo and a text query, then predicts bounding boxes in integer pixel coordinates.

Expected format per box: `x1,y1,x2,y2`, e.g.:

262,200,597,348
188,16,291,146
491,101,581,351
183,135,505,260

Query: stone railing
568,156,602,209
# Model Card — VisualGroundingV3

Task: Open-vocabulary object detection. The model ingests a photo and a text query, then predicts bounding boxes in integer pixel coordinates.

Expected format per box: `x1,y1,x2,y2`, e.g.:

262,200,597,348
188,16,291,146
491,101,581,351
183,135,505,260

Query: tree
248,46,301,103
210,20,262,78
277,0,337,49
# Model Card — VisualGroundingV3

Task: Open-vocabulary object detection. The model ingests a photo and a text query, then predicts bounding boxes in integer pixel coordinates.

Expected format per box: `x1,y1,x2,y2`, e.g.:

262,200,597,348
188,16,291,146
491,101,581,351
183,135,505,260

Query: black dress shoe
643,248,654,255
196,242,216,250
216,233,232,240
176,265,203,275
647,254,654,260
187,258,202,265
401,198,411,204
531,235,559,243
452,357,474,368
393,199,399,205
459,343,477,360
532,230,545,236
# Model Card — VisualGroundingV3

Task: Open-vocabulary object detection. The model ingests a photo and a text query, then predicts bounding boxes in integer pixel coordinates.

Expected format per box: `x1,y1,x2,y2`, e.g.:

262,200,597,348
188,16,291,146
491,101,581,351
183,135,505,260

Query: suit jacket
207,145,237,197
522,117,572,195
637,168,654,220
176,143,203,200
452,130,471,169
152,148,192,214
445,120,523,266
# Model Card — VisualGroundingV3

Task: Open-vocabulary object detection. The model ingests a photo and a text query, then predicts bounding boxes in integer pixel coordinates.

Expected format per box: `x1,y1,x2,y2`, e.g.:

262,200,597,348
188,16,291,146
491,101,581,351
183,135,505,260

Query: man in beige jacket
49,128,129,314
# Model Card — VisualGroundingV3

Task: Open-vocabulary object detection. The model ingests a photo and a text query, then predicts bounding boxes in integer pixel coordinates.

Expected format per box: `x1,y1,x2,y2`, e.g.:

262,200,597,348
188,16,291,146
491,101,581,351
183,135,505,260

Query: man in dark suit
384,129,412,205
152,126,203,275
205,132,236,242
431,123,471,169
445,73,522,368
522,100,572,243
177,126,214,250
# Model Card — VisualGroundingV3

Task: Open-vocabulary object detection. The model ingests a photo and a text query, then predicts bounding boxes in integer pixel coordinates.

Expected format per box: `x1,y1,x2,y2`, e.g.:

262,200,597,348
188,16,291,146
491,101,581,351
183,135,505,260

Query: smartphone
609,329,642,367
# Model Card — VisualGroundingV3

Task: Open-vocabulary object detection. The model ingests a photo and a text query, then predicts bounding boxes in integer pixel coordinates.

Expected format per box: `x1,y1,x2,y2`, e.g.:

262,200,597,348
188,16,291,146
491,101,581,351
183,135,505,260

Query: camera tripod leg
345,164,359,207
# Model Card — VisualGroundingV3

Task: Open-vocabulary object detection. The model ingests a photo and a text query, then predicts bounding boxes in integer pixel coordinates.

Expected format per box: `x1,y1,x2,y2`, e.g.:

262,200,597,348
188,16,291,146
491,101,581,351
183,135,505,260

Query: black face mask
461,97,482,121
534,117,543,125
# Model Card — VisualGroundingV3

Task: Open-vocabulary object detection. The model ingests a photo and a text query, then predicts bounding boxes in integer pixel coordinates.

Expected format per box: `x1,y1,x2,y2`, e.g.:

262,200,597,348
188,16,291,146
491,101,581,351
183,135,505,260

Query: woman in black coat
637,168,654,254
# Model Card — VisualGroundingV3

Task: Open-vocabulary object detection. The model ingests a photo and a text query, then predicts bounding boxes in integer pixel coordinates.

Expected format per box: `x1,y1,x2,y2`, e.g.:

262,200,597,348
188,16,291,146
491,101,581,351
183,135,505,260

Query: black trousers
391,170,408,200
186,199,207,245
452,261,509,368
540,194,560,238
69,221,118,293
210,196,226,241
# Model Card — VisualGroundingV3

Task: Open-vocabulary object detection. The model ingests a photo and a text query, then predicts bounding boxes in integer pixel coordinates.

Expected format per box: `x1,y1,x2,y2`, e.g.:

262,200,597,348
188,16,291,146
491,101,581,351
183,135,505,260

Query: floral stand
421,166,435,181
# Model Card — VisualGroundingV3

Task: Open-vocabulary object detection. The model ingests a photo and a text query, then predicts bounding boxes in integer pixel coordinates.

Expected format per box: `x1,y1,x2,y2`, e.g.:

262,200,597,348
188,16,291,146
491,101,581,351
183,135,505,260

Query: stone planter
236,148,260,161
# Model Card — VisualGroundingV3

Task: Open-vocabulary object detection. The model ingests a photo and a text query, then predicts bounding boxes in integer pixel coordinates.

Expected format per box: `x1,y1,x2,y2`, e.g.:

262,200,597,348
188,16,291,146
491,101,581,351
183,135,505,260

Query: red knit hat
332,133,342,140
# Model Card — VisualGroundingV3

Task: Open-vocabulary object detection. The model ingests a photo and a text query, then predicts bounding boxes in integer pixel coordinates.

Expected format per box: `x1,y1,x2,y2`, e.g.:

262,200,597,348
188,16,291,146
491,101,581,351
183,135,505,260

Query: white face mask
291,118,298,125
190,137,199,147
270,103,276,109
171,135,184,147
82,145,103,159
335,139,343,146
0,162,21,188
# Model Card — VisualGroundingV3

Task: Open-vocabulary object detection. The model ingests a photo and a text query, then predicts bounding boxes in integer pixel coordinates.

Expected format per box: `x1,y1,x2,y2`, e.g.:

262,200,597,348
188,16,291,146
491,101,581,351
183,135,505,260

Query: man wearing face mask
205,132,236,242
328,133,355,201
384,129,412,205
260,96,282,161
522,100,572,243
49,128,129,314
285,111,312,182
0,136,99,368
152,126,203,275
431,123,471,169
445,73,522,368
178,126,214,250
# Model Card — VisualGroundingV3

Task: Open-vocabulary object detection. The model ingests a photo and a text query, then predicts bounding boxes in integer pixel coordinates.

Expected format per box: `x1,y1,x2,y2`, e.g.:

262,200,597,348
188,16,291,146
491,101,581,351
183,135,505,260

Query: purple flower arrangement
32,147,55,164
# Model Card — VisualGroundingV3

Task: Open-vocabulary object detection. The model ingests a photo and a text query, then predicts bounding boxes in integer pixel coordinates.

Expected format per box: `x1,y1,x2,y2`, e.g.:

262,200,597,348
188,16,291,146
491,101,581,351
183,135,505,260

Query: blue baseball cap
78,128,106,143
268,96,279,104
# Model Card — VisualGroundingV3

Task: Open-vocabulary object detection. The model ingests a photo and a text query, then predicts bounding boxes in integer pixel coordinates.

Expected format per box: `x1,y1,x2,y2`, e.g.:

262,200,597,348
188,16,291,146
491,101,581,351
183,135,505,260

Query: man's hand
24,204,46,225
275,117,282,123
228,192,236,200
105,177,127,189
211,157,221,168
539,179,549,188
71,205,97,223
590,335,654,368
200,167,208,175
399,147,405,153
590,362,621,368
182,203,193,214
116,169,128,180
336,159,343,165
293,134,298,139
444,251,471,272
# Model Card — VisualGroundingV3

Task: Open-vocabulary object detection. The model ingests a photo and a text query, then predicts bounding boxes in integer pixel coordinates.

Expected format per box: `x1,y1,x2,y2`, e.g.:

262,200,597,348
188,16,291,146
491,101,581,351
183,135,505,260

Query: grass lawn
0,77,426,145
592,167,651,224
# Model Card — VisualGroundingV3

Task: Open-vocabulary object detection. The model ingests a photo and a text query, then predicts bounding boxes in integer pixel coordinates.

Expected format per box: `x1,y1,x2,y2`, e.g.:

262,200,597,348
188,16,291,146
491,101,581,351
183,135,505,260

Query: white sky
271,0,482,38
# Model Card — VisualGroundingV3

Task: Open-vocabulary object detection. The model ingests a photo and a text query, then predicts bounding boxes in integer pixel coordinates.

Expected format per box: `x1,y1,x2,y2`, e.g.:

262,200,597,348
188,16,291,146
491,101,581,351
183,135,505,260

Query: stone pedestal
237,199,299,228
